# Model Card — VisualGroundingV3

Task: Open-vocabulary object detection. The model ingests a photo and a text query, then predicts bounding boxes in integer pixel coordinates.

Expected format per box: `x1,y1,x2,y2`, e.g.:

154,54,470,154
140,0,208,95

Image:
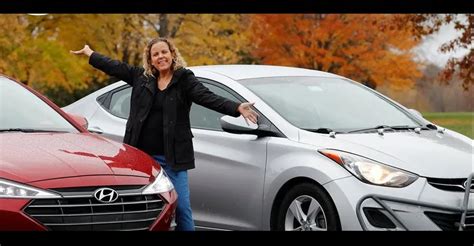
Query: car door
189,79,268,230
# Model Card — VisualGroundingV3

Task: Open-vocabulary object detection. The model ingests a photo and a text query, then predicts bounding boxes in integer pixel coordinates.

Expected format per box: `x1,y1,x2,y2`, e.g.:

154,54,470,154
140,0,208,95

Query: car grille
50,185,145,193
23,194,165,231
425,211,474,231
427,178,473,192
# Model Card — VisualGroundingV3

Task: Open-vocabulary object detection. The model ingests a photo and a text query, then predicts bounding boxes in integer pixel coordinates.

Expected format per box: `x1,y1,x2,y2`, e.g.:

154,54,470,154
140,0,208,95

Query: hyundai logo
463,180,474,192
93,188,119,203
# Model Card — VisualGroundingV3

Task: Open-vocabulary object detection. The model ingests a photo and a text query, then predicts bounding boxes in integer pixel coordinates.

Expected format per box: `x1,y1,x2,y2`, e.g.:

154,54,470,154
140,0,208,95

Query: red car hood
0,132,159,184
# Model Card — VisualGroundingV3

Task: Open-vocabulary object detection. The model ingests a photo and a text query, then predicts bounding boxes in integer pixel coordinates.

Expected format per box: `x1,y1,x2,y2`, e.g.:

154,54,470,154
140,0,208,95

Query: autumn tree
0,15,163,105
102,14,250,65
27,14,151,81
0,14,259,106
0,15,147,105
248,14,423,90
168,14,250,65
139,14,185,38
0,15,87,93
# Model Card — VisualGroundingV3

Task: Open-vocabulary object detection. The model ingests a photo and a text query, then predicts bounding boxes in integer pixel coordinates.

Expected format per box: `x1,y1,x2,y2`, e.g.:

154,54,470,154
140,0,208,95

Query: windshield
0,77,78,133
239,76,422,132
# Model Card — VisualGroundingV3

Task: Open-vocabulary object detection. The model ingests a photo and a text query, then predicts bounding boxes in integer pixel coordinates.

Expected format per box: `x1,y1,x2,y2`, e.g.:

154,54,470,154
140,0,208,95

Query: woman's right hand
70,44,94,57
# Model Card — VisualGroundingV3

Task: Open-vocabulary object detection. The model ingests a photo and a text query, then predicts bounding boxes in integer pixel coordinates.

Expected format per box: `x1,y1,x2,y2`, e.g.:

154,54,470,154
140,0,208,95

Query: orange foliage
248,14,423,89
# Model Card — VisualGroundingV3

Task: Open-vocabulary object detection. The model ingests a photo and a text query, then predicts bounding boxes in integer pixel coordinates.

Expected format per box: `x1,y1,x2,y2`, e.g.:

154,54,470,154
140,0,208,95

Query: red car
0,75,177,231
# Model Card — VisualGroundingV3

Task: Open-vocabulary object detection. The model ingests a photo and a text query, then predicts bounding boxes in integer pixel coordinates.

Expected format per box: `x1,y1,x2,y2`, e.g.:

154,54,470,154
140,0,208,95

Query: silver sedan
63,65,473,231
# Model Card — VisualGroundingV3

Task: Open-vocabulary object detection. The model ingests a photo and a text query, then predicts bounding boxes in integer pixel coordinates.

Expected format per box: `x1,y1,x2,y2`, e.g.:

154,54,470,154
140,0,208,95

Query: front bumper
0,189,177,231
0,199,45,230
324,173,473,231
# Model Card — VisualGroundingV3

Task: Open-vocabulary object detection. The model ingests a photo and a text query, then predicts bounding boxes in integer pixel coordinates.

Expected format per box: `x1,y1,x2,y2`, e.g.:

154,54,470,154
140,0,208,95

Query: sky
414,20,471,68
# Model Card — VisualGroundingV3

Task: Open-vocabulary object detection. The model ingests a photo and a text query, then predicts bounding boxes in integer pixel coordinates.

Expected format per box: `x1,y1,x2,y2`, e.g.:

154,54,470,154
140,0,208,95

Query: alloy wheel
284,195,327,231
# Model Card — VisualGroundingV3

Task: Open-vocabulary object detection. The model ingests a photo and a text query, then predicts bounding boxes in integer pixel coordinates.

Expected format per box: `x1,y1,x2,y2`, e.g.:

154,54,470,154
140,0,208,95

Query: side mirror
408,108,423,118
67,113,88,130
220,115,278,137
220,115,258,134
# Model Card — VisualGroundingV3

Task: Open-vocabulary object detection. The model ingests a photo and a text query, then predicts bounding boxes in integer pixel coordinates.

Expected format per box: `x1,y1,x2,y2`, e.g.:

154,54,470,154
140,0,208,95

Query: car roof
190,65,342,81
74,64,347,95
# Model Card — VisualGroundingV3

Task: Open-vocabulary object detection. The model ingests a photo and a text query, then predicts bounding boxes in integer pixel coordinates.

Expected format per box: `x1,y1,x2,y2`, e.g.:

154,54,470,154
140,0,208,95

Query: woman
71,38,258,231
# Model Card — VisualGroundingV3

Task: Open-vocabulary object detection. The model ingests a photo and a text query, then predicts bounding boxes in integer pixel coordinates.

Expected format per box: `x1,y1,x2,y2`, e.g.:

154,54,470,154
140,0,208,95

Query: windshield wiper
348,125,390,133
0,128,67,133
348,125,429,134
425,123,438,130
303,128,344,134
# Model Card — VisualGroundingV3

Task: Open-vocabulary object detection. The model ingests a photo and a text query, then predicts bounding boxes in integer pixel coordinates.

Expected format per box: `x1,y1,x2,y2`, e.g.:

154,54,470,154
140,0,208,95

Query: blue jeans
152,155,195,231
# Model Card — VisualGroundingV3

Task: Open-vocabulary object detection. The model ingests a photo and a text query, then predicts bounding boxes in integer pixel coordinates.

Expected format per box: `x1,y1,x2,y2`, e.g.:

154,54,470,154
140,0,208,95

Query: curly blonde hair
143,37,187,77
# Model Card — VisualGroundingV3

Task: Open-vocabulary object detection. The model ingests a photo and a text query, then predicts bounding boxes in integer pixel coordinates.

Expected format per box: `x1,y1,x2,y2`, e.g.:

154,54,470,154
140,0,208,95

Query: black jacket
89,52,241,171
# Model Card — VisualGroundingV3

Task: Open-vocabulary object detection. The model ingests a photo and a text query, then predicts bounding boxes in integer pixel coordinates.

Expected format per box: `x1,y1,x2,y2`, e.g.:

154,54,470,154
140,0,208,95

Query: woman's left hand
238,102,259,125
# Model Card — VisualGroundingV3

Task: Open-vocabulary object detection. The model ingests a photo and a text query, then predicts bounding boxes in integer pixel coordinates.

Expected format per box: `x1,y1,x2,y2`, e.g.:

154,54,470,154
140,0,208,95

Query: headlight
0,179,61,199
319,149,418,187
142,168,174,194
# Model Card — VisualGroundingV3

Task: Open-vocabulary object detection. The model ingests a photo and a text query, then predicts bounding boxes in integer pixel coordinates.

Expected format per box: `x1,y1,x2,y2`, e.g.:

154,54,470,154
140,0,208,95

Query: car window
109,87,131,119
239,76,422,132
0,77,78,133
190,82,242,131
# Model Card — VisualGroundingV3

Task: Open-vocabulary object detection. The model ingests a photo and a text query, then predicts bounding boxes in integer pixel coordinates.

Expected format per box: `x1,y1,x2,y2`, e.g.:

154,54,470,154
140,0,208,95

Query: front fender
261,138,351,229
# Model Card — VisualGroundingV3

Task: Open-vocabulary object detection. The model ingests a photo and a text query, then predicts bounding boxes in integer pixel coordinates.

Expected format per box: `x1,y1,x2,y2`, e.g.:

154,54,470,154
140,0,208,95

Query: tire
275,183,340,231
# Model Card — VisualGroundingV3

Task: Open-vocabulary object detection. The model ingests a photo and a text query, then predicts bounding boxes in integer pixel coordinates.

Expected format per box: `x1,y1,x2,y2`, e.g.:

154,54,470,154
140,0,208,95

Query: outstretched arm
70,45,143,86
184,70,258,124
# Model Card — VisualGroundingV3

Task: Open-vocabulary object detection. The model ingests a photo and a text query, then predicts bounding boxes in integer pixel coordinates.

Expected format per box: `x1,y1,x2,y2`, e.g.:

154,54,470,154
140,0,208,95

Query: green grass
423,112,474,139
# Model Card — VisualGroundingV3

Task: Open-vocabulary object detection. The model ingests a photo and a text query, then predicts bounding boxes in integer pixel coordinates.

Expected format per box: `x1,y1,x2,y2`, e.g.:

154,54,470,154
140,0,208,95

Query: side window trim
96,85,132,120
197,78,245,103
188,79,240,132
194,78,284,137
96,92,108,107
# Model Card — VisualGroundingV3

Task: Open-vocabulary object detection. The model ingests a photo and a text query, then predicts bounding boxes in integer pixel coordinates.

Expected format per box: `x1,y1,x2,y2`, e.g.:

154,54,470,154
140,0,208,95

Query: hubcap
284,195,327,231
